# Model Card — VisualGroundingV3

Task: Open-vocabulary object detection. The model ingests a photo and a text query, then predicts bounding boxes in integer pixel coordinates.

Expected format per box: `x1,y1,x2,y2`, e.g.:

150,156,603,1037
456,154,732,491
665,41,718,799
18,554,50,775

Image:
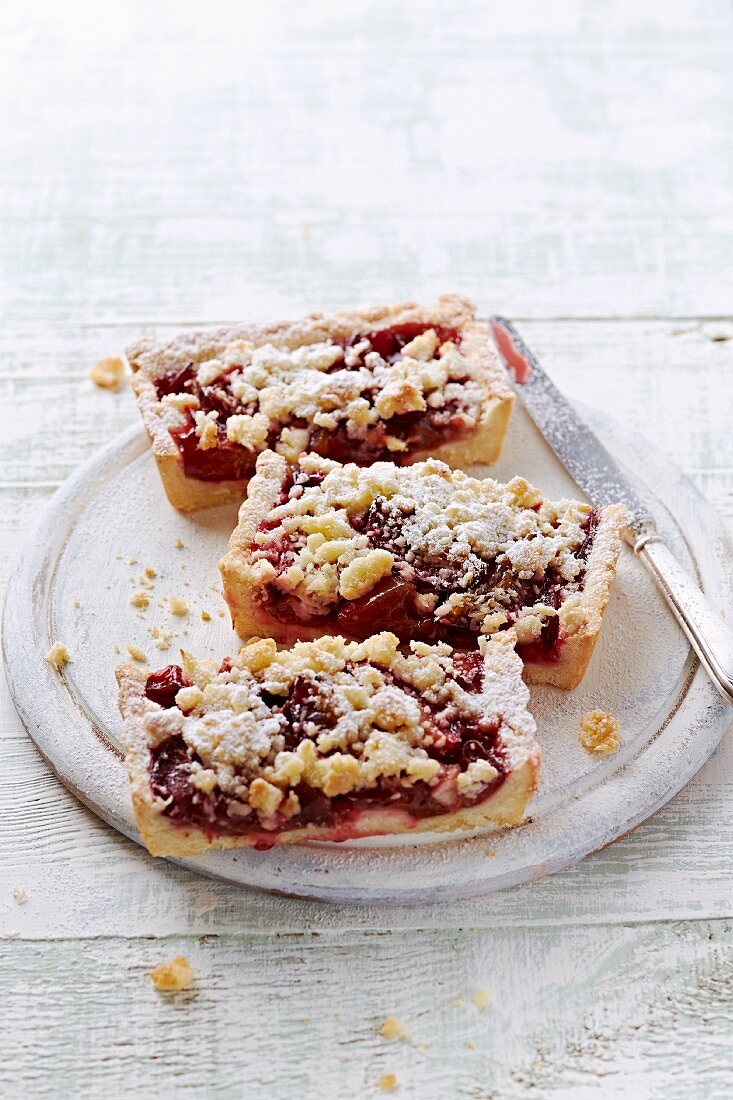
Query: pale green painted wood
2,923,732,1099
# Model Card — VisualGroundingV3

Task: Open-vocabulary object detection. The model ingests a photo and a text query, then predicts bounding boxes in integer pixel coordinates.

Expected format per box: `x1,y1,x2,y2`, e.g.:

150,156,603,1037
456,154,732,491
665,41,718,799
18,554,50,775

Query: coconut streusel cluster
142,632,528,829
154,328,486,462
246,455,594,644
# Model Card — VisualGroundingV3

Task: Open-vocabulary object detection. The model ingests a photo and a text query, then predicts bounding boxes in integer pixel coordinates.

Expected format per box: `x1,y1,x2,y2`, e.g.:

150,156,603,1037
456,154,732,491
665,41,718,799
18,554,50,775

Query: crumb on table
45,641,70,671
130,591,150,609
379,1016,410,1041
127,644,148,663
149,955,194,992
11,886,28,905
90,355,126,390
472,989,491,1009
580,710,621,755
379,1074,398,1092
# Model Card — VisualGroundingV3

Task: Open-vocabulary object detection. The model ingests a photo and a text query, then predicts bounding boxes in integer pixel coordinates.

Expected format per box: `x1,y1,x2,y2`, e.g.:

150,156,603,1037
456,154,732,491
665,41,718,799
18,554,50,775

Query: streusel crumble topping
140,631,533,834
152,324,492,472
245,455,597,646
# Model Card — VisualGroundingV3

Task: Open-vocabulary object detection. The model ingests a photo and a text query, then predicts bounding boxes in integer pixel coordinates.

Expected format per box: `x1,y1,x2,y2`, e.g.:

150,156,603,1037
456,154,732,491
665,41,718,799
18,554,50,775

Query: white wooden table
2,3,732,1096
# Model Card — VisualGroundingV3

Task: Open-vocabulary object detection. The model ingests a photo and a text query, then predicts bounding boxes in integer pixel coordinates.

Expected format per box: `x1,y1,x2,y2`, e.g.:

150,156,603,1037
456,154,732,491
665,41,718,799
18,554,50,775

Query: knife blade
489,316,651,534
489,315,733,707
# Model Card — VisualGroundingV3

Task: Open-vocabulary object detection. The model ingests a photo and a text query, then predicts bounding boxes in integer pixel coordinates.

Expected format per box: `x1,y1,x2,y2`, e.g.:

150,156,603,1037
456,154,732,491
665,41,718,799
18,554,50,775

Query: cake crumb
128,556,138,565
114,644,121,654
150,627,174,651
45,642,70,671
130,591,150,610
580,711,621,755
72,599,80,608
465,1041,475,1051
11,886,28,905
149,955,194,992
174,539,184,550
201,609,211,622
379,1074,398,1092
379,1016,410,1041
450,997,464,1007
127,644,148,663
472,989,491,1009
90,355,126,390
144,566,157,579
169,595,188,616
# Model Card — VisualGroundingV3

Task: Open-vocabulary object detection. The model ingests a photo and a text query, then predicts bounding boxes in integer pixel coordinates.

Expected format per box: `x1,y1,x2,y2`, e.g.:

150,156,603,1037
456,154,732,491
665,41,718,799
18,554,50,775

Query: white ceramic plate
4,404,732,904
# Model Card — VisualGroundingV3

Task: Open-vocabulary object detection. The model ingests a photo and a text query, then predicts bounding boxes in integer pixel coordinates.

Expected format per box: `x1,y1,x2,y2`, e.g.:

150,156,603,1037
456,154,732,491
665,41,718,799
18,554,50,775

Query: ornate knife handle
634,533,733,706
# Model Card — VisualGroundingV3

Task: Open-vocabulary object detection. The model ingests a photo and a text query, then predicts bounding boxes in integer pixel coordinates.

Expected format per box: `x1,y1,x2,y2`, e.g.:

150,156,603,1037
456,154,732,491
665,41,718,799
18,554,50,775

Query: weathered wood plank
1,1,732,323
1,922,731,1098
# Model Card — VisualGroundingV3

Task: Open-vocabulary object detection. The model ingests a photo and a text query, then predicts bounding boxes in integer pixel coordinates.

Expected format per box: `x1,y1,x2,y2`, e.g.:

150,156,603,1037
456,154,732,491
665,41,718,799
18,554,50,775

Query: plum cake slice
126,295,513,512
116,631,539,855
220,452,626,689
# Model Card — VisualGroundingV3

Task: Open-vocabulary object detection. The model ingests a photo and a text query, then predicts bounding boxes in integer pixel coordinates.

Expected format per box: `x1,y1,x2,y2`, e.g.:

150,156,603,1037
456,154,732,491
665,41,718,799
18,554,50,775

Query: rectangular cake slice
126,295,513,512
116,631,539,856
220,453,627,689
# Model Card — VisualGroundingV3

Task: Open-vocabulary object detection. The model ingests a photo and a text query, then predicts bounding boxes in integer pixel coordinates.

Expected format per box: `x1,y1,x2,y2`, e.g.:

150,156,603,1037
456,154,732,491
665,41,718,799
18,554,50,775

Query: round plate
4,405,732,904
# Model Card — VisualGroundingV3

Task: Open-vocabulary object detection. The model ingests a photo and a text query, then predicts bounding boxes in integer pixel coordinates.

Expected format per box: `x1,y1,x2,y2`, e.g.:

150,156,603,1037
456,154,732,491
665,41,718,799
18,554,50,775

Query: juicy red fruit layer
151,323,471,479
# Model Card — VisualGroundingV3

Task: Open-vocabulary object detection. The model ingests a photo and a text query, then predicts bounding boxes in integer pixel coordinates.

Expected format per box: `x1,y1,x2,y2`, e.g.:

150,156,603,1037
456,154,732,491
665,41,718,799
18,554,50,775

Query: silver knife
490,316,733,707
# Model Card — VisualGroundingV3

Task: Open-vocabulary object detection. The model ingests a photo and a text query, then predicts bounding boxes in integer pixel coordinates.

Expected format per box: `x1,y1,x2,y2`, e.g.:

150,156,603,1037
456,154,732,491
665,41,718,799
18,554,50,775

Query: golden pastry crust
127,296,513,513
523,504,627,688
220,452,626,689
115,631,539,856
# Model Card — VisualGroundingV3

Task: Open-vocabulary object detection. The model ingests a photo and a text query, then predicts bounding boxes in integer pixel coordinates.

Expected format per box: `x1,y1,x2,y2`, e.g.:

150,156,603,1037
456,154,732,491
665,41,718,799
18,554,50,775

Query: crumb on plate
150,626,174,651
580,710,621,755
45,642,70,671
127,644,148,663
169,595,188,616
11,886,28,905
379,1074,398,1092
473,989,491,1009
130,590,150,609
